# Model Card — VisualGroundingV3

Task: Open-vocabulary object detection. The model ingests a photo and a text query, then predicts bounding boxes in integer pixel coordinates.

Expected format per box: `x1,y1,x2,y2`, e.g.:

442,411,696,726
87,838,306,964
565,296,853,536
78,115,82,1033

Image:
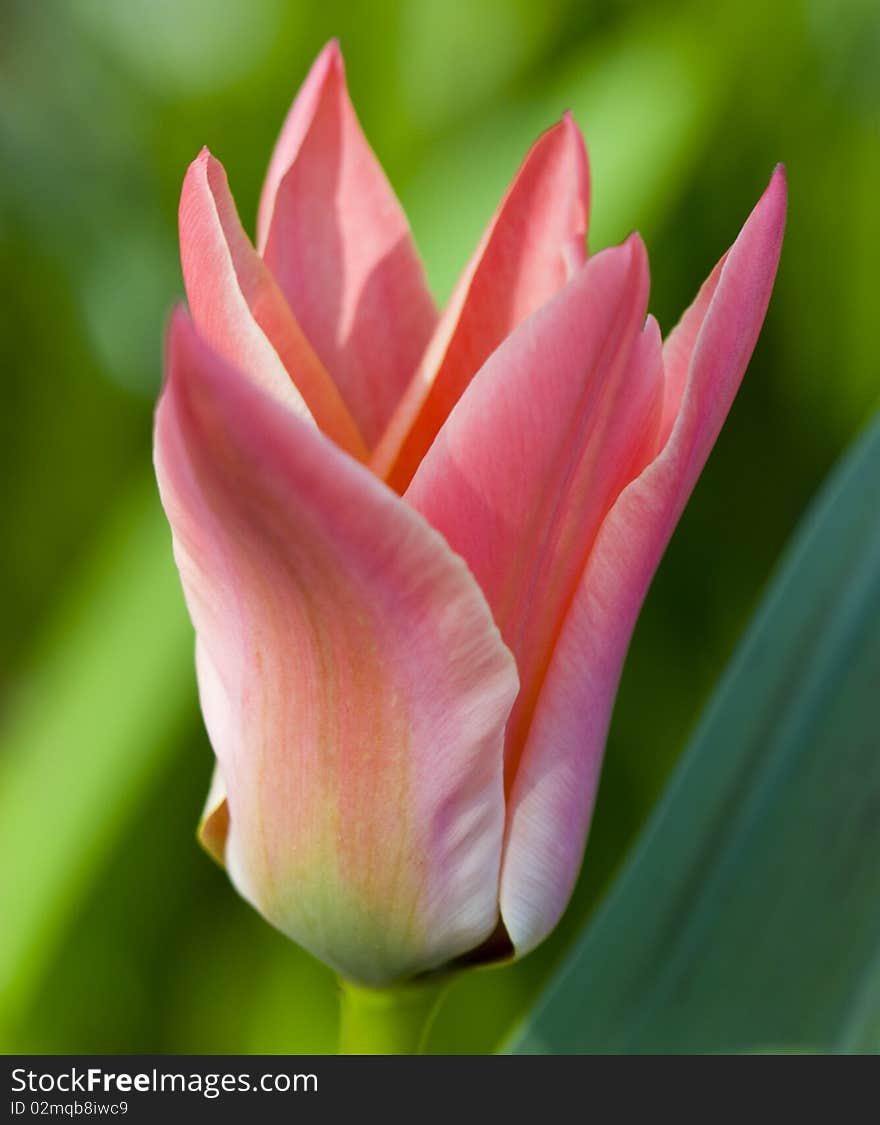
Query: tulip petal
408,235,662,790
498,167,787,954
256,40,340,251
260,42,438,448
374,113,590,491
179,148,367,459
154,310,518,985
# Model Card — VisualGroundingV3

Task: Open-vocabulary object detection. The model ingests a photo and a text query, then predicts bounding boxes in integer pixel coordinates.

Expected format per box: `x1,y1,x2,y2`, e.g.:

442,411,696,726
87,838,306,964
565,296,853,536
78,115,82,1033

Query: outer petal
373,113,590,491
154,310,518,985
179,148,367,459
499,167,787,953
260,41,438,448
408,235,662,794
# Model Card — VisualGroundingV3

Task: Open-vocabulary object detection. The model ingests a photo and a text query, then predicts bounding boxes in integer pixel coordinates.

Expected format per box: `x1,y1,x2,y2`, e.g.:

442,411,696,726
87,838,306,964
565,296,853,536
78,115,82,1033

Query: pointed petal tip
197,147,232,197
619,230,650,284
725,164,787,292
182,148,209,193
556,108,581,135
551,111,589,214
643,311,662,342
255,38,350,254
749,163,787,244
180,148,221,218
533,112,588,183
185,146,226,191
559,110,586,154
526,112,589,209
322,37,343,61
187,146,227,190
767,164,788,235
313,37,345,82
556,109,578,135
329,37,344,64
763,162,787,211
622,229,645,253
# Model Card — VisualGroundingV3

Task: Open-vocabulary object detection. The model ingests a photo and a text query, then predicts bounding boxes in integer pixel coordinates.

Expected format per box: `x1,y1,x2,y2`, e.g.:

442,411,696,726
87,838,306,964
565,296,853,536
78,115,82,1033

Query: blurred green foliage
0,0,877,1053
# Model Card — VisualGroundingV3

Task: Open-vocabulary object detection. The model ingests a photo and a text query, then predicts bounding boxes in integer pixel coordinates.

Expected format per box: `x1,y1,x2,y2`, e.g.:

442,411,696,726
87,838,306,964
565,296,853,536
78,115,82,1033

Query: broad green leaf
0,480,194,1044
507,411,880,1054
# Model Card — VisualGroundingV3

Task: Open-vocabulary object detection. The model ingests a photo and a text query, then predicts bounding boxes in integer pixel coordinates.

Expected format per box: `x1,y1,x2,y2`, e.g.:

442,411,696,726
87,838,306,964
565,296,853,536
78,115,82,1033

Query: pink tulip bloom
154,41,786,986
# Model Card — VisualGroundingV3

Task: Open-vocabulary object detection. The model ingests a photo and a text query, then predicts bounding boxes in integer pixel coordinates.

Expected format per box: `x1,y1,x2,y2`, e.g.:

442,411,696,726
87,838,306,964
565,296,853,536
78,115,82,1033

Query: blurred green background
1,0,877,1053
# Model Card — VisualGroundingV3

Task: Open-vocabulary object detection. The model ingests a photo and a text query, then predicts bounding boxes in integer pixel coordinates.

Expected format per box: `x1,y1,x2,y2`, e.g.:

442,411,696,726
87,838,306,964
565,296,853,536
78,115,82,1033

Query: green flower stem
337,978,448,1054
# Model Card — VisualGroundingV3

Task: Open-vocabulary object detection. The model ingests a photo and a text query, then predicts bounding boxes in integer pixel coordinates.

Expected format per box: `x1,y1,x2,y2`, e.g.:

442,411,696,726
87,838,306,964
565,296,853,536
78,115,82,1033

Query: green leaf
0,479,195,1043
507,411,880,1054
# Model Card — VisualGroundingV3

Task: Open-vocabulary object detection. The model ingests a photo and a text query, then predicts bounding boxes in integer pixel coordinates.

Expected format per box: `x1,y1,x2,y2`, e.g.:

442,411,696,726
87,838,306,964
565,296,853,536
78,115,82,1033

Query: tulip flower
154,41,786,1005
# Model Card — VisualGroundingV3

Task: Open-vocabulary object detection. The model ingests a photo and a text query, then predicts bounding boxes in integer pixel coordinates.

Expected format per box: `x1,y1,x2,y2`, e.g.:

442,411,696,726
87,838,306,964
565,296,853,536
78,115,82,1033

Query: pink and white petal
408,236,662,792
179,149,367,459
374,113,590,491
154,309,517,986
499,166,787,954
260,42,438,448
